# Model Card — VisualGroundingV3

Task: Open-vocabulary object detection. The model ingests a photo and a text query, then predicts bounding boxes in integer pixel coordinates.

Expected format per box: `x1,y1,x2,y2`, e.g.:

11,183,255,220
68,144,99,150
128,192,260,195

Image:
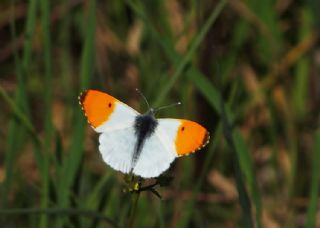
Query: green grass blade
55,0,96,226
306,130,320,227
220,98,254,228
39,0,53,226
293,8,312,120
154,0,227,106
246,0,283,64
308,0,320,27
188,72,262,227
22,0,38,71
2,0,39,211
79,1,96,91
0,85,39,144
85,172,114,208
187,69,222,115
232,129,262,227
125,0,179,65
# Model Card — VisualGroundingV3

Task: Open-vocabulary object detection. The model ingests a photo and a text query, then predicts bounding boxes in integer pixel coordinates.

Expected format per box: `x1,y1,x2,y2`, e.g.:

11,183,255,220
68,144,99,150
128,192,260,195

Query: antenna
135,88,150,109
154,102,181,113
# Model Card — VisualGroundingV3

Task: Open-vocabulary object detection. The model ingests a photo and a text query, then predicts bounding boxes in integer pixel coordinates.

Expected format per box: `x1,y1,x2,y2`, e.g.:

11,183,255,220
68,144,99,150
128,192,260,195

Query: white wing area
98,118,182,178
95,102,139,133
99,126,136,174
157,119,181,149
132,128,177,178
133,119,181,178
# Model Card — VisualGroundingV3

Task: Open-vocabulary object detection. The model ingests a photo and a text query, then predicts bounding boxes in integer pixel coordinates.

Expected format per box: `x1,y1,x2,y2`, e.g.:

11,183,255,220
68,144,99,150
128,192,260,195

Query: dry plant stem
127,191,140,228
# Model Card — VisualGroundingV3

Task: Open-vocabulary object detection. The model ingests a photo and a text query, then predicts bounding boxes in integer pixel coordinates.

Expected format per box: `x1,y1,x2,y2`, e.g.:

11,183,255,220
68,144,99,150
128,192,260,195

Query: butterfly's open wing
99,126,136,174
156,118,210,156
79,90,139,132
132,118,210,178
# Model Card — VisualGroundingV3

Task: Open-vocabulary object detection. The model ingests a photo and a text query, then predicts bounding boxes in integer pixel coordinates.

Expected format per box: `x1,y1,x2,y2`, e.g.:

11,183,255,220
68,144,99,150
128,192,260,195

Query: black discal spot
181,126,185,131
108,103,112,108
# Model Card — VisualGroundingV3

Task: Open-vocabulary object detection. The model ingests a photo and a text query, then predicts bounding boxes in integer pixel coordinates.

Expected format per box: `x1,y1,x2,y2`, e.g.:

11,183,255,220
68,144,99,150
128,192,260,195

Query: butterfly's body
132,109,158,171
79,90,209,178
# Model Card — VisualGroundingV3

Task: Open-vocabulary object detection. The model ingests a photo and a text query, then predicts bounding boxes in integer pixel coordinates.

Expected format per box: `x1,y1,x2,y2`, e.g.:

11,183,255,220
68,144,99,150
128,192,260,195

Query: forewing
157,118,210,156
79,90,139,132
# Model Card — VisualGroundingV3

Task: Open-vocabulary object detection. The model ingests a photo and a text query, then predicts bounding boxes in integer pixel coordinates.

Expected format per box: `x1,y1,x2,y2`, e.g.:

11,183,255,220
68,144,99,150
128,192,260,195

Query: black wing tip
178,131,211,157
202,131,210,148
78,90,96,129
78,90,89,105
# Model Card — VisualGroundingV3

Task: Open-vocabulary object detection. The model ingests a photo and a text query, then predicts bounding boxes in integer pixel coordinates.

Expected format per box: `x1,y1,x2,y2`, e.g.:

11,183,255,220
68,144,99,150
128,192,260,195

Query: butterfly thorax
131,109,158,170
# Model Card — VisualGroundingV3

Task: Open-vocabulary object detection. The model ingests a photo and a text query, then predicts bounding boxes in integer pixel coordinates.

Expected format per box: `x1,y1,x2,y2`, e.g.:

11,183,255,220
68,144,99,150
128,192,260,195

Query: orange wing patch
79,90,116,128
175,120,210,156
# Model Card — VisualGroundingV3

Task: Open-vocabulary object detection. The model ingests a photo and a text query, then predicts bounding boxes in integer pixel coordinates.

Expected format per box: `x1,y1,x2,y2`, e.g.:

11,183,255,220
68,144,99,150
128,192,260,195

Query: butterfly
79,89,210,178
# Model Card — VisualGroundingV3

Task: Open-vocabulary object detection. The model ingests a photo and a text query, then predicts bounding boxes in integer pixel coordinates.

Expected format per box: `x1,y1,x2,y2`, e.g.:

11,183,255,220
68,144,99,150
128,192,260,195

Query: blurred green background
0,0,319,227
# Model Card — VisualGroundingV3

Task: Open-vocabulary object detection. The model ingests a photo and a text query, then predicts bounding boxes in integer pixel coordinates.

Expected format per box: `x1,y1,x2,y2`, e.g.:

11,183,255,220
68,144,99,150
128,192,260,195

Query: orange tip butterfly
79,90,210,178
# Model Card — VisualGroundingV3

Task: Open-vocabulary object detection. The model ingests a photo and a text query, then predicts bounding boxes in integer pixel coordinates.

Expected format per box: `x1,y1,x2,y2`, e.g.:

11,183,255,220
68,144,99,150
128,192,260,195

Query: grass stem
126,192,140,228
